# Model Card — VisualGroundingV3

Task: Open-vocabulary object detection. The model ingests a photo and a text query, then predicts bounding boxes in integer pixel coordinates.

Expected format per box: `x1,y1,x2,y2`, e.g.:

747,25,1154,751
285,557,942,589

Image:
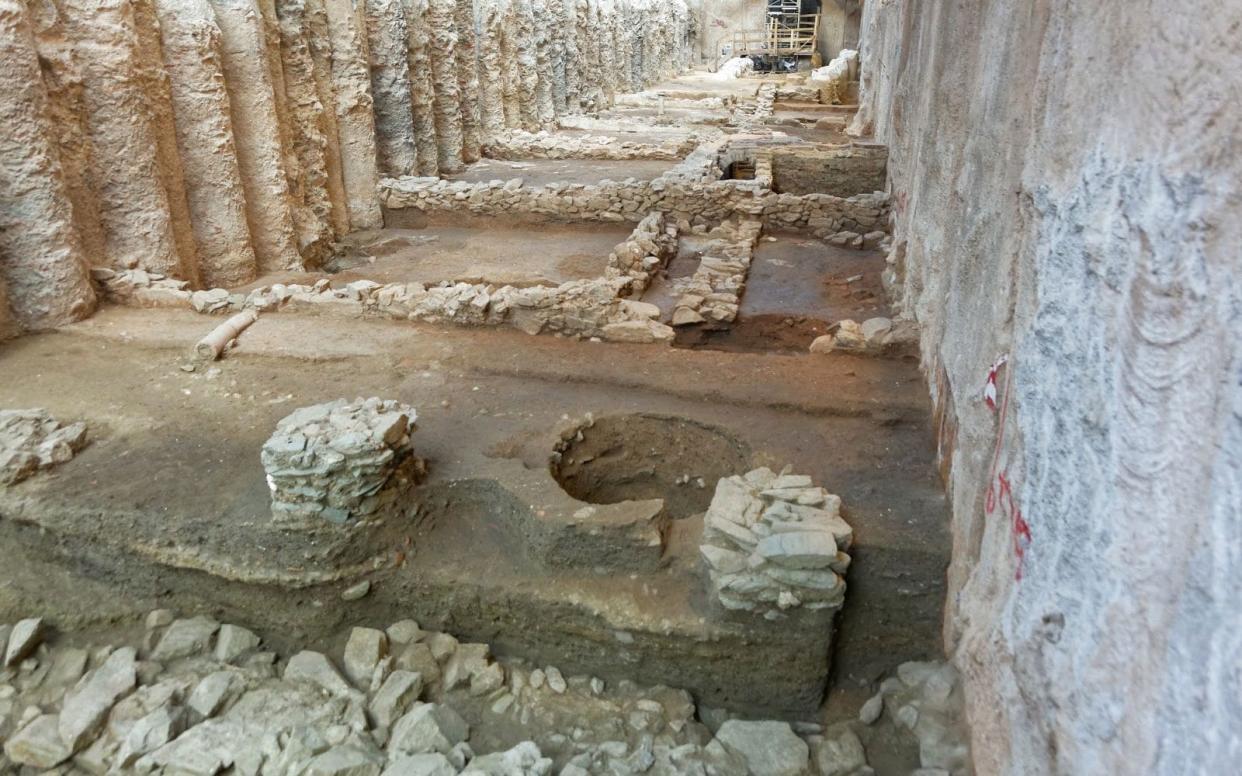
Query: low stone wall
774,83,824,103
605,210,679,294
671,218,763,326
732,82,776,128
481,129,701,161
771,144,888,197
92,214,681,345
380,169,888,236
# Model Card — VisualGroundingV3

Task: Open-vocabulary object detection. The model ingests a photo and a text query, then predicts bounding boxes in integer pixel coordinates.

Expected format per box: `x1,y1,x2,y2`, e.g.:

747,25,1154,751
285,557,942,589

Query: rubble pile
810,318,918,355
0,409,88,486
700,467,853,618
261,398,421,525
857,661,972,776
0,615,871,776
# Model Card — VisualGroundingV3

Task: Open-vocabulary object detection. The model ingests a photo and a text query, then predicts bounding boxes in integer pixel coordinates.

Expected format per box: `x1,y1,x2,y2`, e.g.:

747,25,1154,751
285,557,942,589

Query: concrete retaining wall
854,0,1242,772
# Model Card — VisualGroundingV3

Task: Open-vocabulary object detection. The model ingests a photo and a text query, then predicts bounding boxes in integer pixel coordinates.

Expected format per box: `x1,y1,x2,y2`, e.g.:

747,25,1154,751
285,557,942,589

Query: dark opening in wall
724,160,757,180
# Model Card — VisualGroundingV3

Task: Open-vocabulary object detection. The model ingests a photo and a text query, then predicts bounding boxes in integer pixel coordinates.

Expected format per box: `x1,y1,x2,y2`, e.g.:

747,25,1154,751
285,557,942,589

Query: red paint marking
983,355,1031,580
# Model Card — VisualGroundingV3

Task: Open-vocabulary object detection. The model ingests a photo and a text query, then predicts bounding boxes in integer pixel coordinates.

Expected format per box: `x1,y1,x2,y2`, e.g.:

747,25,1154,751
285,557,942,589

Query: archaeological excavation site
0,0,1237,773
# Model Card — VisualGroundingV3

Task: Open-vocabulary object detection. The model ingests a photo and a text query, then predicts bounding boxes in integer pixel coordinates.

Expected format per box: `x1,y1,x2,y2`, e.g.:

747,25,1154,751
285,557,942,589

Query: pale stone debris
0,409,88,485
0,613,951,773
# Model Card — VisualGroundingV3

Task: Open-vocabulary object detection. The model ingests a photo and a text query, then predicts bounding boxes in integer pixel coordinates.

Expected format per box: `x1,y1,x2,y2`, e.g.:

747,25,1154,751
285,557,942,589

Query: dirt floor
0,298,946,728
641,231,892,354
226,222,632,293
0,78,942,773
446,158,676,186
326,223,628,287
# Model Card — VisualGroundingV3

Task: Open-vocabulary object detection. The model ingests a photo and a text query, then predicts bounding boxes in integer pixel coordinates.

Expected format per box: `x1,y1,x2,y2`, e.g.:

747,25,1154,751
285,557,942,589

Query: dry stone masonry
93,215,681,345
481,129,707,162
700,468,853,619
671,218,763,326
261,398,422,525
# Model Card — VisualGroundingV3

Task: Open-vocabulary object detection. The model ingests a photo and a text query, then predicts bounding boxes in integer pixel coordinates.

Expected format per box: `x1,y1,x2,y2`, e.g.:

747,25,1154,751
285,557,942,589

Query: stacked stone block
700,467,852,618
261,398,419,525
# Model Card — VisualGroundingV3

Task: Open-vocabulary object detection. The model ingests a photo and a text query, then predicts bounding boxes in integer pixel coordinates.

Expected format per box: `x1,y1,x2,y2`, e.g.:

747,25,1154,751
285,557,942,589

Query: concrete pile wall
0,0,692,340
853,0,1241,773
476,0,691,129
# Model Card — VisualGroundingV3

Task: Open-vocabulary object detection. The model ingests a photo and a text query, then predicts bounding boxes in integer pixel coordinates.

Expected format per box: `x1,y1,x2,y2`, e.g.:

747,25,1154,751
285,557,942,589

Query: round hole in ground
551,413,751,519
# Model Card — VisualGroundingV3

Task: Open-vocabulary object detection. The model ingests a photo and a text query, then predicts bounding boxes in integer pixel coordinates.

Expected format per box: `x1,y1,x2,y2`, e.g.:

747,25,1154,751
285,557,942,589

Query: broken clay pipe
194,309,259,361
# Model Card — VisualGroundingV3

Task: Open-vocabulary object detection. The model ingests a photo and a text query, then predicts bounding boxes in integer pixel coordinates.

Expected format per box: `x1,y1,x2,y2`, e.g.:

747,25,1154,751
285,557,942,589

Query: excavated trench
0,0,968,766
550,413,751,520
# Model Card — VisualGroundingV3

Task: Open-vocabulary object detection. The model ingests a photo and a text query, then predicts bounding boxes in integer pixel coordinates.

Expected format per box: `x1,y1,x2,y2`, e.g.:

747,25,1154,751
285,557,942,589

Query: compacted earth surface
0,69,959,775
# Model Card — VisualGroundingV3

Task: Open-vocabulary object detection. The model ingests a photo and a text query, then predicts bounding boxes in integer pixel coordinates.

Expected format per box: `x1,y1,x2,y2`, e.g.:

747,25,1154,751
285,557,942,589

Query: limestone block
3,714,72,768
262,398,419,524
714,720,809,776
388,703,469,755
59,647,138,752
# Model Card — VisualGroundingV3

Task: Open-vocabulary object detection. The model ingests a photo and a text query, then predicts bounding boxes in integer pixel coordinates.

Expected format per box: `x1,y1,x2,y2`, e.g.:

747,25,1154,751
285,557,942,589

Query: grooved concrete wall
853,0,1242,772
0,0,691,340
